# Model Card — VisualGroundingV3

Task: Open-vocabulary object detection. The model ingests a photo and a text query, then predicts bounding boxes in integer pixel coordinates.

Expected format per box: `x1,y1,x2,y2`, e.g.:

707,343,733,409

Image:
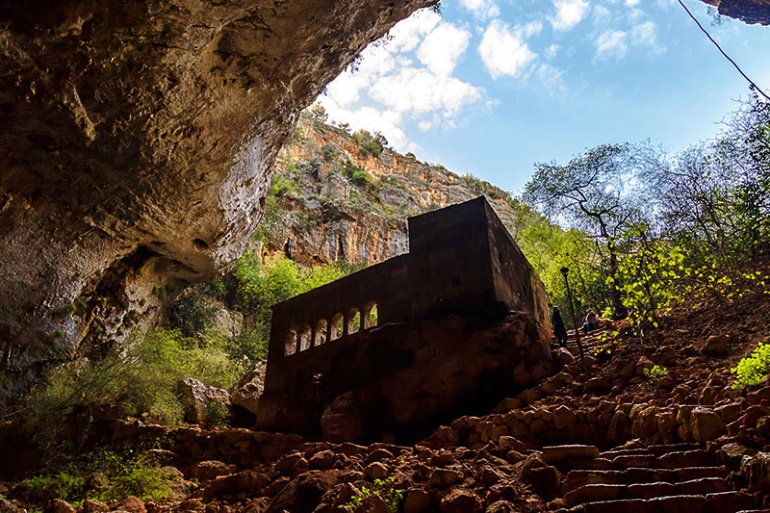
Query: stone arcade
256,197,553,443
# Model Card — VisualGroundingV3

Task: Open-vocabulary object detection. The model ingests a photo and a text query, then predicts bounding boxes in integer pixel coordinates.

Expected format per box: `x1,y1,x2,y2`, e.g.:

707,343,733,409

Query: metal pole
561,267,588,373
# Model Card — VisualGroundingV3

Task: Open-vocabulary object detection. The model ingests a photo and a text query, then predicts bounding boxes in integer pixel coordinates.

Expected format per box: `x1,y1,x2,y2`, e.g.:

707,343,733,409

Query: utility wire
677,0,770,102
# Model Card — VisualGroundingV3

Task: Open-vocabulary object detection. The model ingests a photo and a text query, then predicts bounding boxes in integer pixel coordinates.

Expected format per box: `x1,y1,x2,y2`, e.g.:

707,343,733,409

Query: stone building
256,197,552,442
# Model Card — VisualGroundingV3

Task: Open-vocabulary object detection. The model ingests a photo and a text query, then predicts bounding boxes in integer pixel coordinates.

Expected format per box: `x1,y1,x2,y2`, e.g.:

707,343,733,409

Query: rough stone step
647,443,702,455
599,448,652,458
543,445,600,464
563,467,729,493
610,449,714,469
599,443,701,459
564,478,730,507
707,492,757,512
659,449,716,469
577,494,708,513
571,492,756,513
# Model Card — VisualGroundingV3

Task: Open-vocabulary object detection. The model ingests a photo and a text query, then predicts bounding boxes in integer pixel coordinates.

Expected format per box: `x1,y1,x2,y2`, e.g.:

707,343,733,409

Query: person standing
552,306,568,348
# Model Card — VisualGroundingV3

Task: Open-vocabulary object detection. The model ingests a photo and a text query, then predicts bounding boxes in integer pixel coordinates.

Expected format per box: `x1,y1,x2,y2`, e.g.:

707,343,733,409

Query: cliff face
259,112,521,267
0,0,435,405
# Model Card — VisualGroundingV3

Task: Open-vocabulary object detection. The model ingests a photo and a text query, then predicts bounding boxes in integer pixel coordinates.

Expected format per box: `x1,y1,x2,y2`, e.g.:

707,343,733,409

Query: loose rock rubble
3,290,770,512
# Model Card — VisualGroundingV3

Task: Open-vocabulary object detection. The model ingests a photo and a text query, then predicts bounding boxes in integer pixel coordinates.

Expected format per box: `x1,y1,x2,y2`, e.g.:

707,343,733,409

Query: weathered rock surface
231,361,266,416
0,0,434,406
176,378,231,424
262,112,521,268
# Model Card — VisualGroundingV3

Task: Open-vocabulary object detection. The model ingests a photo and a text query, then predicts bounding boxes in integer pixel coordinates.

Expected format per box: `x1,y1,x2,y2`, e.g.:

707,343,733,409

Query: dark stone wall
257,197,553,442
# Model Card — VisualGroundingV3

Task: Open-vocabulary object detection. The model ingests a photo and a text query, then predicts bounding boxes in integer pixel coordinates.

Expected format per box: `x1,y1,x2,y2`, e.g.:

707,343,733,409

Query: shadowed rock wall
0,0,435,406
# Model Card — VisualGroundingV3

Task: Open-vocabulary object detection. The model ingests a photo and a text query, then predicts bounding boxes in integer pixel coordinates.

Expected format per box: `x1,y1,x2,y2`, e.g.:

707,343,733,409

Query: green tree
523,144,642,318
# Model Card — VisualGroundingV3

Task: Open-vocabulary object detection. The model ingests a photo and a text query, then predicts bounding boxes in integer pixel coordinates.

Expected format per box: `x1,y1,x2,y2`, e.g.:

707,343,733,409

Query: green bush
346,477,404,513
352,129,386,158
732,342,770,388
644,365,668,378
22,450,177,508
25,327,241,434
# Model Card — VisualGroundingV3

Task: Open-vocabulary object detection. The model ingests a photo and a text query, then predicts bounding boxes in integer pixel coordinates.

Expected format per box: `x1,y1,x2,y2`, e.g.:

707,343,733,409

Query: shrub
321,144,338,162
352,129,387,159
731,342,770,388
350,170,373,187
24,327,241,437
22,450,177,508
644,365,668,378
346,477,403,513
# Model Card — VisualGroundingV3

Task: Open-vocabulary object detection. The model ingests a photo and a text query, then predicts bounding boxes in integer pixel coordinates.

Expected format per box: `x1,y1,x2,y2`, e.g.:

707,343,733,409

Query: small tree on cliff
523,143,643,319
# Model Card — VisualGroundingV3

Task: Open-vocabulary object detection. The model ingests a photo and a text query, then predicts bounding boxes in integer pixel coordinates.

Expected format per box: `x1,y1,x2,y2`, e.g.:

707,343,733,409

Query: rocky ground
2,285,770,513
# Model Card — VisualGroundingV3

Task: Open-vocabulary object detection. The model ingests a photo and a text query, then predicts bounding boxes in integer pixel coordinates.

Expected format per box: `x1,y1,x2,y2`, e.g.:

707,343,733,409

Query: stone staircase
542,443,767,513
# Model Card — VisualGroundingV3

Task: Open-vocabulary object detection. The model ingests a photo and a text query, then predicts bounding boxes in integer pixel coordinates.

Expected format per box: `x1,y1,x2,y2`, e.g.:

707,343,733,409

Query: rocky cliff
257,111,522,268
0,0,435,407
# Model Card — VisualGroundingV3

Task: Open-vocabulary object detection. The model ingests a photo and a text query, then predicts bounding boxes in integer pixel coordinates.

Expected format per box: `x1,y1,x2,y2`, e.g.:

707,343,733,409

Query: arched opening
330,312,344,341
285,329,298,356
299,325,312,351
364,301,378,329
347,308,361,335
314,319,328,346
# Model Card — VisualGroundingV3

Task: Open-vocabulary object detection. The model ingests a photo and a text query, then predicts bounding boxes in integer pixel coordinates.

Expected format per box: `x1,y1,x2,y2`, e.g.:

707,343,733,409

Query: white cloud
551,0,590,31
369,67,482,117
594,30,629,61
592,4,612,25
478,20,538,79
544,44,560,59
458,0,500,19
535,64,567,92
316,10,483,153
388,9,441,53
417,23,471,76
631,21,665,54
625,0,640,6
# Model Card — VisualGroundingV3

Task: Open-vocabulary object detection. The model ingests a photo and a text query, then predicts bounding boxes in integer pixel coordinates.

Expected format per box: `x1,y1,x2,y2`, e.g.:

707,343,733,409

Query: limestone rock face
260,113,522,268
0,0,434,406
176,378,230,425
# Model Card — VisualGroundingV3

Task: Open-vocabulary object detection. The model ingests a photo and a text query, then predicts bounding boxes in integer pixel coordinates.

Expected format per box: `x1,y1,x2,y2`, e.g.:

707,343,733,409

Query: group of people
551,305,599,347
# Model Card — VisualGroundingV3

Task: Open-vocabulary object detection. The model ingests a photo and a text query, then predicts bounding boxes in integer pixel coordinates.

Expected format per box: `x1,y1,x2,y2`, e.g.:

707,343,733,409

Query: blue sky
314,0,770,194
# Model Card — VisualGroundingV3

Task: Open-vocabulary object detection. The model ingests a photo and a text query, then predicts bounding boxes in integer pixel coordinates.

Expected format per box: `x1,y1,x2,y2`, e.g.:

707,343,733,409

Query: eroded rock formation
0,0,434,405
260,112,520,268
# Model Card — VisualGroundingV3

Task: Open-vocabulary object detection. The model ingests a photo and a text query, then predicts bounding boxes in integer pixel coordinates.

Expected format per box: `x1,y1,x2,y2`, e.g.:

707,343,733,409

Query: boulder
748,386,770,405
321,392,363,443
439,489,483,513
701,335,730,357
191,460,237,481
556,347,576,367
495,397,523,413
176,378,230,425
267,470,342,513
231,362,267,416
691,407,726,443
403,489,432,513
740,451,770,494
520,454,562,498
43,499,75,513
634,357,654,377
429,469,462,489
117,496,145,513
